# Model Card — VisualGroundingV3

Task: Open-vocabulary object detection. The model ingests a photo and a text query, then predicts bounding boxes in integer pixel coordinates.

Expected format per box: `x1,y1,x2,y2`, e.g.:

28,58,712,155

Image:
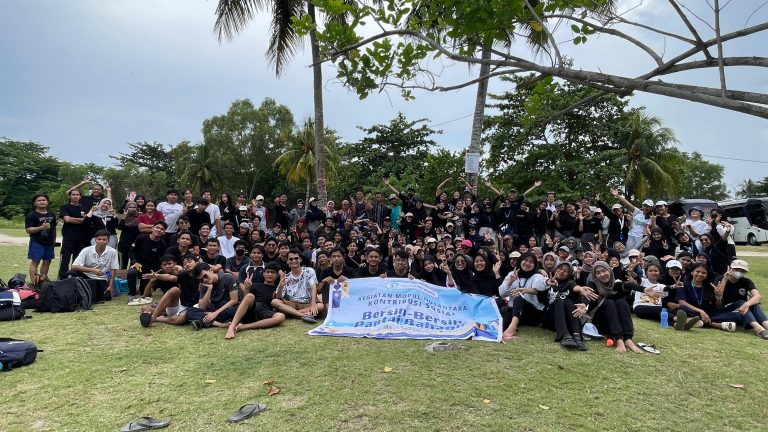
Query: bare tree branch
667,0,715,59
524,0,562,66
714,0,727,97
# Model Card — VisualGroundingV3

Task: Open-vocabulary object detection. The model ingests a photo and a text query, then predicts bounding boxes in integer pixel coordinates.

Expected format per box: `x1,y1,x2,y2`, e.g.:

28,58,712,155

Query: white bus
718,198,768,245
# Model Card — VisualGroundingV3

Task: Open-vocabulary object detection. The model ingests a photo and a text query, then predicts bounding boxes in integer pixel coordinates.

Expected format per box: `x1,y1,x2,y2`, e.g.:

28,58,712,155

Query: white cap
655,200,667,207
611,203,622,210
667,260,682,270
627,249,641,257
642,199,654,207
255,195,265,201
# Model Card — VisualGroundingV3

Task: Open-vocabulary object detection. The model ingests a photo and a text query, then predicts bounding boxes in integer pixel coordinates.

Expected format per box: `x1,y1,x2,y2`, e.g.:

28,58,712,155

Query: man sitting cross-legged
271,248,325,324
186,262,240,330
139,254,200,327
68,229,119,302
225,261,286,339
140,254,181,301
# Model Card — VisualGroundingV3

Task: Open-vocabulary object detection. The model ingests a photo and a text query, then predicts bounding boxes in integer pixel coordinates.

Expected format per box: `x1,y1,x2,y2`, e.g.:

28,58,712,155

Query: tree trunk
466,44,492,193
308,3,328,207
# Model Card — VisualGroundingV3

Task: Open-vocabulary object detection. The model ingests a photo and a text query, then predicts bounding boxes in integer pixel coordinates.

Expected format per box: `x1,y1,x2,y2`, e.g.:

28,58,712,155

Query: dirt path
0,233,30,246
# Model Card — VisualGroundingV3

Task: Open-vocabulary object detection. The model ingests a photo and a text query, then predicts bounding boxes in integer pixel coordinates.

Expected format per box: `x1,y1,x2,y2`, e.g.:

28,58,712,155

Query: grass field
1,244,768,431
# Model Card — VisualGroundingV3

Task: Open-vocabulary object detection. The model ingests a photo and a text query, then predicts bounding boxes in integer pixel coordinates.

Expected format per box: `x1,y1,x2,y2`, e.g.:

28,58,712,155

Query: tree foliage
0,139,62,218
737,177,768,198
675,152,728,201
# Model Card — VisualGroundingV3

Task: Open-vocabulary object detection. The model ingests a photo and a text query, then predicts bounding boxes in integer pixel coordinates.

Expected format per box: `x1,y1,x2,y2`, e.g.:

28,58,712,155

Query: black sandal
227,403,267,423
120,416,171,431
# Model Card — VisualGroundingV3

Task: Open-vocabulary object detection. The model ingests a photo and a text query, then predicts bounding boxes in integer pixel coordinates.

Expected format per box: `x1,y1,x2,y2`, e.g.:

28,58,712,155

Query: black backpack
35,277,92,313
7,273,26,290
0,291,25,321
0,338,38,371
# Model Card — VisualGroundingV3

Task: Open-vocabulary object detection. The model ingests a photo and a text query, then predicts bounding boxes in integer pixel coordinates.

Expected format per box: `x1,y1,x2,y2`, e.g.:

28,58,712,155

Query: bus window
747,202,767,230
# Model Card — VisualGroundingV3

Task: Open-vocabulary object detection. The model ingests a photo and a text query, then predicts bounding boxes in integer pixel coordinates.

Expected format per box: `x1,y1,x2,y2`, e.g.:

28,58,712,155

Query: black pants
118,249,134,269
633,305,662,322
592,298,634,340
58,239,86,280
126,268,149,296
64,271,111,302
542,298,581,341
503,296,543,330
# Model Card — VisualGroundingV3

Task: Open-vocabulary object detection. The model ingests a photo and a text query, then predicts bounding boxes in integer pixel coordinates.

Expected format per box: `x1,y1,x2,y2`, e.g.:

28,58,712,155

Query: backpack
0,291,25,321
36,277,93,313
8,288,39,310
0,338,38,371
7,273,26,290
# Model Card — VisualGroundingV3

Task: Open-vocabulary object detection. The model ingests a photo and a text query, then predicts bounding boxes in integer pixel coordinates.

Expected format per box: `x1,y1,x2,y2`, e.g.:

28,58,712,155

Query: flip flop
120,417,171,432
227,403,267,423
637,343,661,354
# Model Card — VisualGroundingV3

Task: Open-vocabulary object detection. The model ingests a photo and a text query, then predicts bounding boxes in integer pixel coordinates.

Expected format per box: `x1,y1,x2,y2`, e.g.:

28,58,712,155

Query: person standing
58,188,88,280
25,194,57,284
156,188,183,240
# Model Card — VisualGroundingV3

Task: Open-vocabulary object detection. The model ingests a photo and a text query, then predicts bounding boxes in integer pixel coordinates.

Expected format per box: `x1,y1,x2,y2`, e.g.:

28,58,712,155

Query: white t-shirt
217,235,238,259
73,245,120,280
206,203,221,237
633,278,663,310
157,202,184,233
498,273,549,311
283,267,318,304
628,209,650,239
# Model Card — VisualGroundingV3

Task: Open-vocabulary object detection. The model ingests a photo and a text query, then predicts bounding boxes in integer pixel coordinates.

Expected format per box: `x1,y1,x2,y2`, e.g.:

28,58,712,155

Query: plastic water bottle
660,308,669,329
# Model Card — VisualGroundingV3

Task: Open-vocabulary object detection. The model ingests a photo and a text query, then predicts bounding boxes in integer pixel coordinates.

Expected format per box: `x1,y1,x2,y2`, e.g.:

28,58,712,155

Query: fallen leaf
483,399,491,404
383,367,393,373
263,379,276,386
205,380,216,384
538,405,550,410
268,385,281,396
729,384,745,389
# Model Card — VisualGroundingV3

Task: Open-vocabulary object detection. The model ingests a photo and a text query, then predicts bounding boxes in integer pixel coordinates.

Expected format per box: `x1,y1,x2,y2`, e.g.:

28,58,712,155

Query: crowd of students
22,177,768,347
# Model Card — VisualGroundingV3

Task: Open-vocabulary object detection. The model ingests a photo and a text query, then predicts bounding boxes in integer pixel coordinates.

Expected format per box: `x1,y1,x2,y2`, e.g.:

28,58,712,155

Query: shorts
28,239,55,261
166,304,188,317
242,302,277,323
282,299,311,310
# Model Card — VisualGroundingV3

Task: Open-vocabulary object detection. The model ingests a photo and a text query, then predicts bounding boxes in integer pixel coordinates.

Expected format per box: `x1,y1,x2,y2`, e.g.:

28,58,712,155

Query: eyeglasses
288,257,301,261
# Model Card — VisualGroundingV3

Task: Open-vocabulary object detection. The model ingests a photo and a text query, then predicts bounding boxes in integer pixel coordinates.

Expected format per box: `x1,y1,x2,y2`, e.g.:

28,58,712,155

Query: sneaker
138,297,153,305
573,334,588,351
139,312,152,328
127,296,142,306
720,322,736,332
683,316,701,330
190,320,202,331
301,315,318,324
560,336,577,349
674,310,687,331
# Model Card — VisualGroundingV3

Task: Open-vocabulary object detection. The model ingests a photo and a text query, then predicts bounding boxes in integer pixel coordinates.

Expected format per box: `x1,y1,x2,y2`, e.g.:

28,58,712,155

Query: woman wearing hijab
450,253,476,294
471,253,501,297
698,233,729,276
538,261,588,350
117,201,141,268
499,253,549,342
541,252,558,277
582,261,658,353
417,256,449,287
642,228,674,263
575,251,598,286
86,198,118,248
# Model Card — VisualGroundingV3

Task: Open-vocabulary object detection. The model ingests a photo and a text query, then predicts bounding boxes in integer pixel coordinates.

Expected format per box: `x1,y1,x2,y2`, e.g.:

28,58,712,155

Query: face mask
235,249,246,256
731,271,745,280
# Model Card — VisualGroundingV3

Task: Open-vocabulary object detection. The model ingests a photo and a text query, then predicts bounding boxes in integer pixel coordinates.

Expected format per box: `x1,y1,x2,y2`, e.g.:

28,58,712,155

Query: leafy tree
675,152,728,200
736,177,768,198
0,139,63,218
302,0,768,119
111,141,178,188
178,143,222,194
484,76,628,202
605,110,684,201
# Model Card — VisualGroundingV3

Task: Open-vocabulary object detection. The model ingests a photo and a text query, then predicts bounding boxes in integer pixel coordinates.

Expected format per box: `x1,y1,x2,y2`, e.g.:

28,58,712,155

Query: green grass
0,217,24,229
0,228,27,238
1,246,768,431
740,245,768,253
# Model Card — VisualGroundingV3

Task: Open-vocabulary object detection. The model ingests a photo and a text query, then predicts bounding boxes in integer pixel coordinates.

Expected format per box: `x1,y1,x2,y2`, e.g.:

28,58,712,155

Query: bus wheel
747,234,758,246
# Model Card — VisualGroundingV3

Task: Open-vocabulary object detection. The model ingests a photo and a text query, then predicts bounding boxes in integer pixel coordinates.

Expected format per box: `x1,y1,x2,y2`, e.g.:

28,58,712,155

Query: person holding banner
271,249,324,324
319,247,354,305
354,247,387,278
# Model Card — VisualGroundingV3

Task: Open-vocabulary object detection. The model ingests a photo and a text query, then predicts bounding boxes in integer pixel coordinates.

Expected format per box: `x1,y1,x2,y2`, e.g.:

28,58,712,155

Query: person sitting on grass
68,229,119,301
499,253,549,342
318,247,354,306
225,262,286,339
140,254,180,301
271,248,324,324
126,221,168,306
139,254,200,328
712,260,768,340
354,247,387,278
186,262,240,330
538,261,588,351
675,263,758,333
225,240,251,279
200,237,226,273
25,193,57,285
238,245,266,294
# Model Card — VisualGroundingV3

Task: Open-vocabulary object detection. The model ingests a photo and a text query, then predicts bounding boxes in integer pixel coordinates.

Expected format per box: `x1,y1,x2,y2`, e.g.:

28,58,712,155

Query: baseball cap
460,239,473,248
627,249,641,257
255,195,264,201
611,203,622,210
641,199,654,207
309,197,317,202
388,193,398,200
239,222,249,228
666,260,682,270
593,208,603,214
510,251,521,258
426,237,437,244
446,222,454,227
655,200,667,207
238,205,247,211
558,246,570,253
730,259,749,272
404,212,414,218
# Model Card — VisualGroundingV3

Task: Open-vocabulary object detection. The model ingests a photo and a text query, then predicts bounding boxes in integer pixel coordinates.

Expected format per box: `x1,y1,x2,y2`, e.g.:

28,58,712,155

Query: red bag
8,288,39,310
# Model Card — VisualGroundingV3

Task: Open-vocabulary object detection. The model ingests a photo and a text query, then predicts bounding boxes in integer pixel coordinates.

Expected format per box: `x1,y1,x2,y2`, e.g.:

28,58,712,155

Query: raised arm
484,181,503,197
435,177,452,197
609,188,636,213
382,177,399,195
522,180,543,197
66,178,90,196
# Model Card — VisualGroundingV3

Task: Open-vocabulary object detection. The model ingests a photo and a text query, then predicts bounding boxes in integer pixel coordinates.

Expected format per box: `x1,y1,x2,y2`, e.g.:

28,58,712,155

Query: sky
1,0,767,196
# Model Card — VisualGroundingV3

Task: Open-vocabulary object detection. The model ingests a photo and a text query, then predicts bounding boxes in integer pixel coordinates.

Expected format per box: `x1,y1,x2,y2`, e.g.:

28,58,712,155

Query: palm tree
607,110,683,200
178,143,221,192
275,119,340,204
214,0,330,205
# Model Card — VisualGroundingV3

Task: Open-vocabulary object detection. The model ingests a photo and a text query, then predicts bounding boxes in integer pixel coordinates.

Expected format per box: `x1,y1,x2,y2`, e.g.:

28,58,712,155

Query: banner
308,278,502,342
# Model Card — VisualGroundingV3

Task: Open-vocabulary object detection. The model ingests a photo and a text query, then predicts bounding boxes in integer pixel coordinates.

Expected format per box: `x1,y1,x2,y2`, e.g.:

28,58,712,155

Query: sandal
637,342,661,354
227,403,267,423
120,417,171,432
758,330,768,340
720,322,736,332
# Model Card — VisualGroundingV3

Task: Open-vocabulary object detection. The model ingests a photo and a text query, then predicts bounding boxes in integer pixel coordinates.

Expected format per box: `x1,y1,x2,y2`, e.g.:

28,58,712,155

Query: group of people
23,177,767,348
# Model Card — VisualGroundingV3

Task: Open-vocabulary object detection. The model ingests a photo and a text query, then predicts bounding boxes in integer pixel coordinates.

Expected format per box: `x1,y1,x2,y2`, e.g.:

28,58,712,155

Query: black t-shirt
354,265,386,278
132,234,167,271
386,269,411,278
249,282,278,304
25,210,56,245
201,253,226,268
344,254,363,269
274,204,290,228
59,203,88,242
320,266,354,283
714,276,757,305
177,272,199,307
186,209,211,236
238,263,265,284
580,218,603,235
558,212,578,235
225,256,251,274
200,272,238,308
81,195,103,211
152,271,178,293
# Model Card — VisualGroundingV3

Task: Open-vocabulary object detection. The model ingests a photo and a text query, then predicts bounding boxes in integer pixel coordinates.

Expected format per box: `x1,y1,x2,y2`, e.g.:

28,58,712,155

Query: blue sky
1,0,766,196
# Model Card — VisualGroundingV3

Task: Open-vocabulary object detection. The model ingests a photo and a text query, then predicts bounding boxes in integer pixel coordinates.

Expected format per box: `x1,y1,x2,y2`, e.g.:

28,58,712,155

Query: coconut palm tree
178,143,221,192
275,119,340,204
607,109,683,200
214,0,330,205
